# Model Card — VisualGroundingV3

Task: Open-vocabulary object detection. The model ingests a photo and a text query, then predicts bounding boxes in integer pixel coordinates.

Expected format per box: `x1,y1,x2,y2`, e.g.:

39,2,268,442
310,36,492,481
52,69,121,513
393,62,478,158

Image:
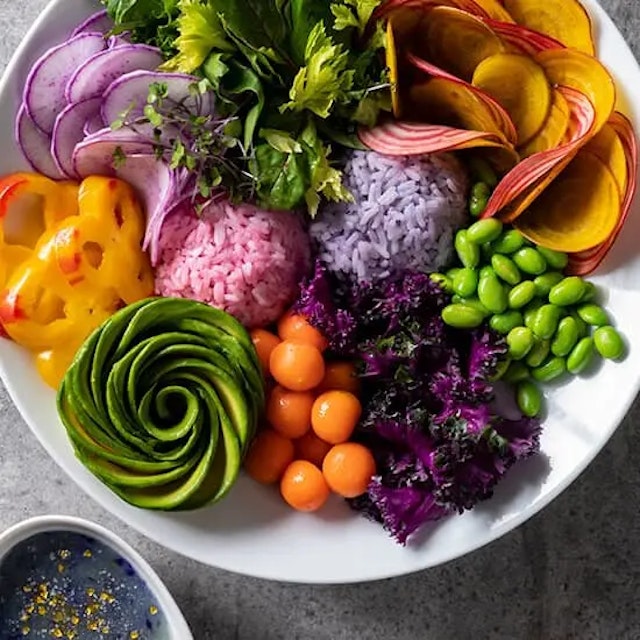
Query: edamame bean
442,304,485,329
469,183,491,218
491,254,521,285
548,277,587,306
430,273,453,293
455,230,481,268
567,337,596,374
551,317,580,357
446,267,462,281
569,310,589,337
491,230,525,255
526,339,550,368
537,247,569,270
451,296,490,317
517,381,543,418
577,303,609,327
532,304,562,340
491,357,512,381
533,271,564,298
581,281,597,302
478,271,508,314
469,157,498,188
593,326,625,360
490,310,524,335
507,326,535,360
531,356,566,383
524,300,545,329
503,361,530,383
512,247,547,275
508,281,537,309
467,219,503,245
452,268,479,298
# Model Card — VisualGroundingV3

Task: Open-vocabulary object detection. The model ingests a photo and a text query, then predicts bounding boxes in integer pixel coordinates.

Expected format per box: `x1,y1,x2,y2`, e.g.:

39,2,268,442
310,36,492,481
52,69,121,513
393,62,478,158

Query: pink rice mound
154,199,312,328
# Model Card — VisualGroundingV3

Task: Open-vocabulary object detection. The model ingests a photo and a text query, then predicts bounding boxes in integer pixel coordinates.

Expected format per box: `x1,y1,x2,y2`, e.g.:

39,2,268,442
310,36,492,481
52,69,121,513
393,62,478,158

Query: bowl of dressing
0,515,193,639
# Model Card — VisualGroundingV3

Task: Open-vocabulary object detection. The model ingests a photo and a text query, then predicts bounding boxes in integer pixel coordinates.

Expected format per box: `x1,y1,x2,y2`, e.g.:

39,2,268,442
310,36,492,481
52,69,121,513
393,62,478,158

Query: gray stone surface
1,0,640,638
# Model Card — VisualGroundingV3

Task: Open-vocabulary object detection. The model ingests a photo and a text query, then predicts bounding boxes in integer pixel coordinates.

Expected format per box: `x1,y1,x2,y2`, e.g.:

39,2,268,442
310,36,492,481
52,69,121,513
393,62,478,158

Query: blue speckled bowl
0,516,193,639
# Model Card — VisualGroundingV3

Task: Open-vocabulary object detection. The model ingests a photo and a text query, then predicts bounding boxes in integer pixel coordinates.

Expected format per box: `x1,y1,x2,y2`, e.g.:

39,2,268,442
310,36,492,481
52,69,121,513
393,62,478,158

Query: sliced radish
101,70,215,126
15,103,64,179
567,112,639,275
108,34,132,48
24,32,106,134
358,120,508,155
65,45,163,104
71,10,113,37
51,97,103,178
84,112,105,136
483,19,564,55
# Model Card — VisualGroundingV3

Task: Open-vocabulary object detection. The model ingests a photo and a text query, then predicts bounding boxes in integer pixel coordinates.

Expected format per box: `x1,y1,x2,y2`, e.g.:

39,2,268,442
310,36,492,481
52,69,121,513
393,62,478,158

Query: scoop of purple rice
311,151,470,283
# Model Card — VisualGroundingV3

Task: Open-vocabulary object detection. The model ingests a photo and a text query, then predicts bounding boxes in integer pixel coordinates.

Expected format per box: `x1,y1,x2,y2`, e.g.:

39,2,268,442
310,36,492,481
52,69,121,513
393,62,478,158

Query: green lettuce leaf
330,0,380,35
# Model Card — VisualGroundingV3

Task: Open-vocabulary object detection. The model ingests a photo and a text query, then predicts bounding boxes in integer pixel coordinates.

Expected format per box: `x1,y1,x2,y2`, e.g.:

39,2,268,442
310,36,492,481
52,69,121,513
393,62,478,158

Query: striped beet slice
567,112,639,275
483,19,565,55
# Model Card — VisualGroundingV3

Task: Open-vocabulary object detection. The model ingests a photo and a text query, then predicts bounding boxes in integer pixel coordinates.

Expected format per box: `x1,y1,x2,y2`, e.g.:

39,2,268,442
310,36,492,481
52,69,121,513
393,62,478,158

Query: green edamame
446,267,461,281
569,310,589,337
452,268,479,298
469,157,498,188
442,304,485,329
477,271,508,314
491,230,525,255
491,357,512,382
548,277,588,307
551,317,580,357
567,337,596,374
537,247,569,270
593,326,625,360
526,339,550,368
503,361,530,384
532,304,562,340
533,272,564,298
517,381,543,418
455,230,481,268
491,254,521,285
490,310,524,335
577,303,609,327
531,356,566,383
451,296,490,317
507,326,535,360
524,300,545,329
469,183,491,218
512,247,547,275
430,273,453,293
508,281,537,309
467,219,503,245
581,281,598,302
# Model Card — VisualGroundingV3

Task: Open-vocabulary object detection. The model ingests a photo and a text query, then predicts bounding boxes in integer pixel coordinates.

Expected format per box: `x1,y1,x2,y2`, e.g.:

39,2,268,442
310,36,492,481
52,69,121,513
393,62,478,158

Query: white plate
1,0,639,585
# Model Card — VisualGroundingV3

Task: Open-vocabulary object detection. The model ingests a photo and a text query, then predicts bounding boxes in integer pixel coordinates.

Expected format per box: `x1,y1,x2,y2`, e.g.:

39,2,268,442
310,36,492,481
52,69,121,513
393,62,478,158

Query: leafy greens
102,0,390,214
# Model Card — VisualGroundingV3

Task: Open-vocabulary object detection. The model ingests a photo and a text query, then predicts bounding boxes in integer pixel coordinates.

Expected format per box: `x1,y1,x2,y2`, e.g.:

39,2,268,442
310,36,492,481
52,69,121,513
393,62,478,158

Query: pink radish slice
84,112,105,136
72,128,157,177
71,10,114,37
15,103,64,179
483,19,564,55
51,97,103,178
480,87,596,219
358,120,509,155
108,35,131,48
567,111,639,275
66,45,163,104
101,70,215,126
24,32,106,134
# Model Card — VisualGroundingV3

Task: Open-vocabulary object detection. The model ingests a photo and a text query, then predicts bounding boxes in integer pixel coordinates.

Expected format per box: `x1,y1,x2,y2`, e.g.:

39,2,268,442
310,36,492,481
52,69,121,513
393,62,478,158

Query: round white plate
1,0,639,584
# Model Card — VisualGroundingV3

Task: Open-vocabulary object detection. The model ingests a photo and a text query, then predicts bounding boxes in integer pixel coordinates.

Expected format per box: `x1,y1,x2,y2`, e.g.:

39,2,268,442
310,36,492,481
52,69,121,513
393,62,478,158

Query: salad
0,0,636,546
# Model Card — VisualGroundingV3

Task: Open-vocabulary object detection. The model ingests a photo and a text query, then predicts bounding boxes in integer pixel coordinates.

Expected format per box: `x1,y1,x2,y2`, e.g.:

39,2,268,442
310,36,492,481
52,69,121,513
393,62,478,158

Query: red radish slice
65,45,163,104
24,32,106,134
408,53,518,145
51,97,102,179
483,19,564,55
101,70,215,127
480,86,596,219
84,113,105,136
567,112,639,275
70,10,113,37
358,119,510,155
108,35,131,48
15,103,64,179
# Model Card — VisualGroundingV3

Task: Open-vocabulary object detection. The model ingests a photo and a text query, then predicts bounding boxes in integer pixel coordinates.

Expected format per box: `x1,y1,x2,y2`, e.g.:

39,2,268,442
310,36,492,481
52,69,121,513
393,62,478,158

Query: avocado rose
57,297,265,510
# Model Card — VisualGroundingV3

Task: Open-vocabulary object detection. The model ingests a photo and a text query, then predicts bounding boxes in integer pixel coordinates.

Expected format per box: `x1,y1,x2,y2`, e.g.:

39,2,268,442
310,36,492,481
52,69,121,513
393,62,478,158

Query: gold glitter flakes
58,549,71,560
129,631,140,639
82,549,92,558
149,604,158,615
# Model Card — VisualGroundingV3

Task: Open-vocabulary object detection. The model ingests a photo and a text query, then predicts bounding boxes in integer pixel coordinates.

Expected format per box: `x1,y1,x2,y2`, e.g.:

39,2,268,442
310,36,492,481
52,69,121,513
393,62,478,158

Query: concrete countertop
1,1,639,638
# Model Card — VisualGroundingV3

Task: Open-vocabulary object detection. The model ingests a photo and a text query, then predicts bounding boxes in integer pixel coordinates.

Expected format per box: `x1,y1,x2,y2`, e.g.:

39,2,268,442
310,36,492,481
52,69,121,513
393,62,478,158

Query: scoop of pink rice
154,199,311,328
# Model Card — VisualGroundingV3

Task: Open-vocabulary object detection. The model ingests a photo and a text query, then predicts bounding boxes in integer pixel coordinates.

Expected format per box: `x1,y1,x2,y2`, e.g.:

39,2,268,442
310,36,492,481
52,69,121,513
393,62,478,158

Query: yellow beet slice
535,48,616,134
519,89,571,157
472,53,551,146
472,0,515,21
514,151,621,252
503,0,595,55
409,78,508,137
583,123,628,195
418,6,505,82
